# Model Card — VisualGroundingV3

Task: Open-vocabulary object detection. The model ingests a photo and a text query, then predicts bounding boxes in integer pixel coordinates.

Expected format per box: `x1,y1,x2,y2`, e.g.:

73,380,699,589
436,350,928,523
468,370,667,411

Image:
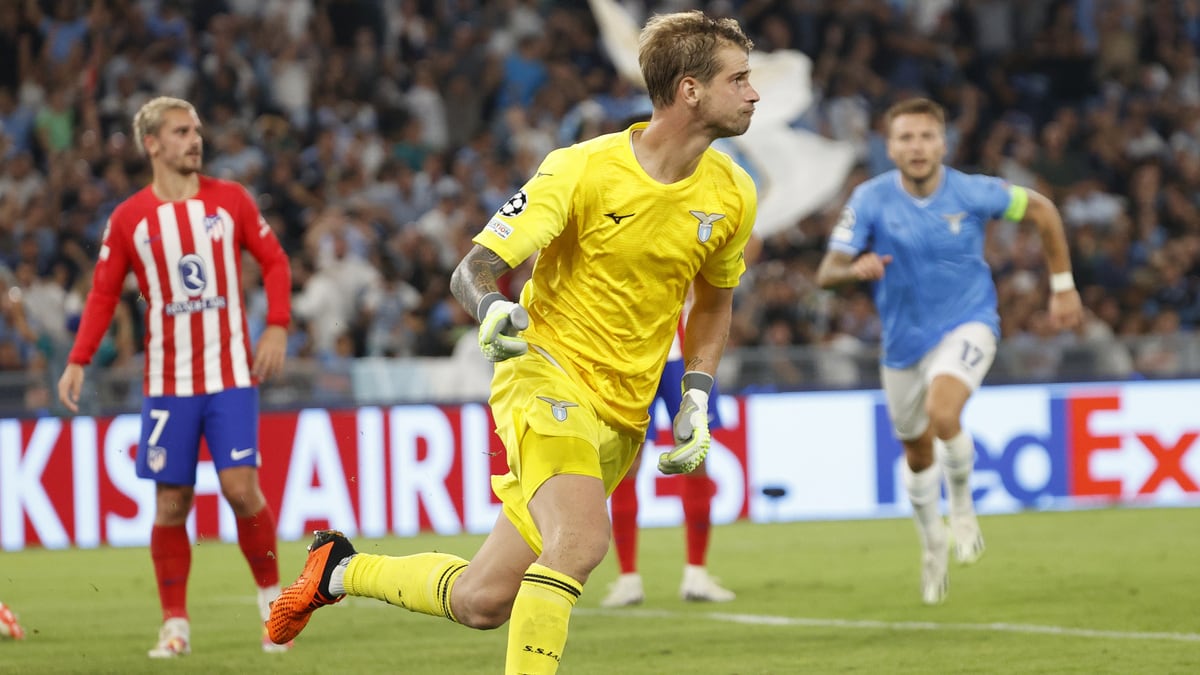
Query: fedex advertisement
749,380,1200,521
0,381,1197,550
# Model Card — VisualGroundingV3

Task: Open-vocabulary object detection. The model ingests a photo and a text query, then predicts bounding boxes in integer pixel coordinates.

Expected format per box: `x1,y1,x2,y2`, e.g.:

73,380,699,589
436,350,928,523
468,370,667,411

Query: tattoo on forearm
685,357,707,371
451,247,513,321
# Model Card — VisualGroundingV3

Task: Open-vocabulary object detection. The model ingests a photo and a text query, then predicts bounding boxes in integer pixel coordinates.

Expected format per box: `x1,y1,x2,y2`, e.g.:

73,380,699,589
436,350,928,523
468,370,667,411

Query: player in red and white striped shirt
57,97,292,658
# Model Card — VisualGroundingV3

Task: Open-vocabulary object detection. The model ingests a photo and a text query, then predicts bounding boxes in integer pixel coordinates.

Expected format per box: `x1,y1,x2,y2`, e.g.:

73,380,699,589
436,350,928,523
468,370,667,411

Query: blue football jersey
828,167,1021,368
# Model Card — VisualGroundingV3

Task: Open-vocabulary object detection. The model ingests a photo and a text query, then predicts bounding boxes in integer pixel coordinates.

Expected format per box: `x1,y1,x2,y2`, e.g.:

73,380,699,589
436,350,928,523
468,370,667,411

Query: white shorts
881,322,997,441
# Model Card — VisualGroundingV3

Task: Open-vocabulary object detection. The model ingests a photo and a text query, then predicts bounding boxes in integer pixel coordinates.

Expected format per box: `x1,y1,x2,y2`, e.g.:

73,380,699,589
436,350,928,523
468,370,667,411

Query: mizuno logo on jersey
942,211,967,234
536,396,579,422
604,212,635,224
689,210,726,243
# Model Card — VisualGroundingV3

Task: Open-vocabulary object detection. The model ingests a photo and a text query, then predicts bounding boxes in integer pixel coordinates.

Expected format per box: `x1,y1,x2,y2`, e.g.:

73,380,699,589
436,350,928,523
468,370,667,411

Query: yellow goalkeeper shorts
489,349,643,554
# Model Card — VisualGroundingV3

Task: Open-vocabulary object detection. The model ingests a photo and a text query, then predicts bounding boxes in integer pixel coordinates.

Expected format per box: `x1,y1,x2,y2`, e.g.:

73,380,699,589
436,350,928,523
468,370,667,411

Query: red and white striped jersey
69,176,291,397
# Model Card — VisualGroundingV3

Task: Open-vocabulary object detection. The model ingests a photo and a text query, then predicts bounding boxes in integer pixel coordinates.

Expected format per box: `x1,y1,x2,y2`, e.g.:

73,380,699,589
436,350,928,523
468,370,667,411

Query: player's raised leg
266,529,356,644
268,529,480,643
268,503,537,645
927,340,992,567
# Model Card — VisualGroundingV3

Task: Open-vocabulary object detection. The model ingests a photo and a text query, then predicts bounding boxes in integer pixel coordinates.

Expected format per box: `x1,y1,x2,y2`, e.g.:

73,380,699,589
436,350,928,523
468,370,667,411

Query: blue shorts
654,359,723,429
136,387,260,485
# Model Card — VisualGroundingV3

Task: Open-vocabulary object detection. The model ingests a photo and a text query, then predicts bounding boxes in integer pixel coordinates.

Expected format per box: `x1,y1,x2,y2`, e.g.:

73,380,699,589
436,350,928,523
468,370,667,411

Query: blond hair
132,96,198,155
638,11,753,109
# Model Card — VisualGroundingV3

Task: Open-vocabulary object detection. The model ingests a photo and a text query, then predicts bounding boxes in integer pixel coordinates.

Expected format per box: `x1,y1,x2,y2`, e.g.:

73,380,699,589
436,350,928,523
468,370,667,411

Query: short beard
709,117,751,140
172,158,201,175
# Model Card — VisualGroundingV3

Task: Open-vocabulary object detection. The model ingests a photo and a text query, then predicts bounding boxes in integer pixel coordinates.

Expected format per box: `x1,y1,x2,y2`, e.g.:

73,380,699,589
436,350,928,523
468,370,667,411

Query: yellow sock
343,552,468,622
505,563,582,675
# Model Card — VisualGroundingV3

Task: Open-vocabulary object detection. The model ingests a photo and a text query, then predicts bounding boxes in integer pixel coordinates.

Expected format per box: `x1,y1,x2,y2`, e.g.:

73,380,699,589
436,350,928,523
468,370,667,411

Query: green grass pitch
1,507,1197,674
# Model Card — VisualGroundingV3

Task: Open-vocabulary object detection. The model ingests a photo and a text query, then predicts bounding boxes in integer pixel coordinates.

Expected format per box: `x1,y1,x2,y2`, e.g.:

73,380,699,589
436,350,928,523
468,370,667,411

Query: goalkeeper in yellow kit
267,10,759,673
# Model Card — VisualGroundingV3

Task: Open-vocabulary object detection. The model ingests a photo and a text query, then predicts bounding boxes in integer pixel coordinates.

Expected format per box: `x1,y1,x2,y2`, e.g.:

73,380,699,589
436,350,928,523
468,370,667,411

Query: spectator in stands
1135,309,1188,377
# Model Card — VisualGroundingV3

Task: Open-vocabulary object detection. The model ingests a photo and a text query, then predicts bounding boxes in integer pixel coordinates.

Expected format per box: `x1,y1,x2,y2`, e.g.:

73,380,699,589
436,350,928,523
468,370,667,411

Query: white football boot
921,535,950,606
680,565,736,603
949,505,985,565
600,573,645,608
147,617,191,658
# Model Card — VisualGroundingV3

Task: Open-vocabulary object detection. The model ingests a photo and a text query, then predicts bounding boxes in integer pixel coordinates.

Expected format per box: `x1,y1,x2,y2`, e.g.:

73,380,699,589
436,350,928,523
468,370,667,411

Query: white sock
938,430,975,511
327,556,353,596
257,584,281,622
903,462,946,552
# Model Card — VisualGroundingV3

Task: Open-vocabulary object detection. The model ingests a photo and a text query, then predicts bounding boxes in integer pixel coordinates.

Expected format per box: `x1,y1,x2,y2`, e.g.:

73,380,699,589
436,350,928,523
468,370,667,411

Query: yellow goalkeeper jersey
473,122,758,434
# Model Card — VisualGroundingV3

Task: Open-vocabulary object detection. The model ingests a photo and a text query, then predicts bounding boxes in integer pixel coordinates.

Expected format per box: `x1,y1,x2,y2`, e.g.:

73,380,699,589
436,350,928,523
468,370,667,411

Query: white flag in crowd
587,0,855,236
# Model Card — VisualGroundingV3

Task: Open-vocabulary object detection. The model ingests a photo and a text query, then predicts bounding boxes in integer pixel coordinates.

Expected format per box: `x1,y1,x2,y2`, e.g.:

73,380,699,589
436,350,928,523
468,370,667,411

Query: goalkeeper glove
658,371,714,475
477,295,529,362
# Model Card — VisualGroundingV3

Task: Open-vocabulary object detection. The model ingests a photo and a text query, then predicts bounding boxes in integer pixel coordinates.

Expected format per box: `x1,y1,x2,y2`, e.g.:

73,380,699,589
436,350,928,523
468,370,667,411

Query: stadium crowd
2,0,1199,413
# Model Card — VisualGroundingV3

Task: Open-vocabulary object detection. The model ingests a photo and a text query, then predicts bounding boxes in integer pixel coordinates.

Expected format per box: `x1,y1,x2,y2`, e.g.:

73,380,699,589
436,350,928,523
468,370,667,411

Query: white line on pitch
577,608,1200,643
211,597,1200,643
